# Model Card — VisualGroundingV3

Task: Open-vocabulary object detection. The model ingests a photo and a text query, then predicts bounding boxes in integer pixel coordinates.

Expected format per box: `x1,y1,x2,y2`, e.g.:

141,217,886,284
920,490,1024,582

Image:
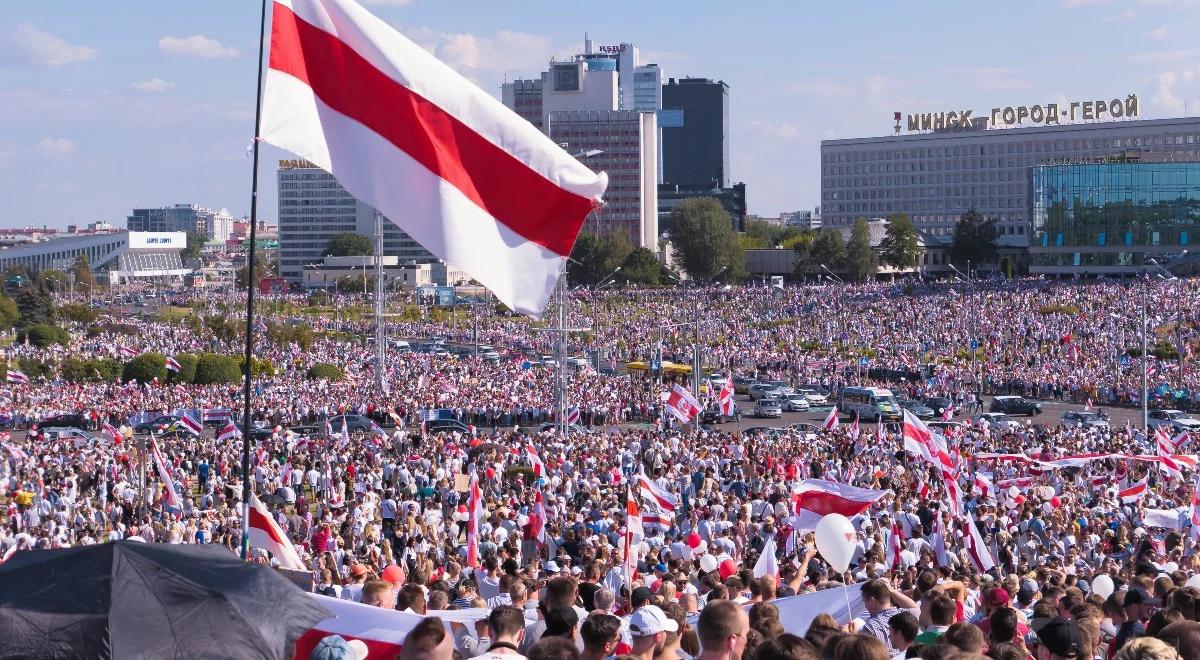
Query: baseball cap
349,563,369,578
631,586,654,607
544,606,579,637
653,563,668,572
629,605,680,637
984,587,1011,608
544,560,561,573
380,564,405,585
1031,616,1081,658
1123,586,1162,607
309,634,368,660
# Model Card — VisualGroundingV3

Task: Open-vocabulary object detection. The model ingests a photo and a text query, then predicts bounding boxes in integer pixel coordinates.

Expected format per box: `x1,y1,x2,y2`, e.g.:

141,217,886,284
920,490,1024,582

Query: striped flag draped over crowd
259,0,608,316
789,479,891,530
5,370,28,384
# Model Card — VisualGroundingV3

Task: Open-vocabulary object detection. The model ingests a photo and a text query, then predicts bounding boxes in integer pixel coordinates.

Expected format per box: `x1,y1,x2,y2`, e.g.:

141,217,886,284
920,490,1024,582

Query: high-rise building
127,204,234,242
276,160,435,283
502,38,661,250
661,78,730,188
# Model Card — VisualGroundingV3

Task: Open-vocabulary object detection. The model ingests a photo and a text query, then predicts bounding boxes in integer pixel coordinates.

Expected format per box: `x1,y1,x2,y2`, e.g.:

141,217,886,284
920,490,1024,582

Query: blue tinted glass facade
1031,159,1200,270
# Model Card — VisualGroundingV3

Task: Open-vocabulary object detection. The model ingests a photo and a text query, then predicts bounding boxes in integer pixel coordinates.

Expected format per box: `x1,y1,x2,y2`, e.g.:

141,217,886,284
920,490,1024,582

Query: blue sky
3,0,1200,228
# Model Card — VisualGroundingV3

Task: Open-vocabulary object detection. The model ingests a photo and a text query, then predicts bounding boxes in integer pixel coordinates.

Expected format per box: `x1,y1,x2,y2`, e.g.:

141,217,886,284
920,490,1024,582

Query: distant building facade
661,77,730,188
127,204,233,242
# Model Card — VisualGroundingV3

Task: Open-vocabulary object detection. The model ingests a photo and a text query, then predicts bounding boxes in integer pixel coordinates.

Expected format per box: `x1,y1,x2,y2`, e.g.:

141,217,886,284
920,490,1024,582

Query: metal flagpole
239,0,270,561
374,210,386,392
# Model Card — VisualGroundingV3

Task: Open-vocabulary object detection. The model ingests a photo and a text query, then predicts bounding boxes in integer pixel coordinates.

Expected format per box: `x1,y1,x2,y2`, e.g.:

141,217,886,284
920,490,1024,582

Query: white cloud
864,74,902,100
788,79,854,98
975,78,1034,92
1106,8,1139,19
1,24,97,67
1131,48,1200,62
1061,0,1111,6
748,120,810,144
36,137,76,157
395,25,558,86
361,0,413,4
131,77,174,93
1149,25,1170,39
1152,70,1196,115
158,35,239,59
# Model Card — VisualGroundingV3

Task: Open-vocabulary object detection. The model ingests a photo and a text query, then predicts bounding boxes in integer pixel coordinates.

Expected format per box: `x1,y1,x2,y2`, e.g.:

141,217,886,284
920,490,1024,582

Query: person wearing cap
1032,615,1083,660
1115,586,1158,651
628,604,679,660
308,634,369,660
341,563,370,602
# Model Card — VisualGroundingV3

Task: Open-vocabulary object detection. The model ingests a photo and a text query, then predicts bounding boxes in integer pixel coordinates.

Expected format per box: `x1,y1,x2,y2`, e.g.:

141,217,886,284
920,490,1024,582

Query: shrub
240,356,275,378
122,353,167,384
306,363,343,381
193,353,243,385
54,303,99,325
62,357,121,382
17,358,50,381
1038,304,1081,316
17,323,69,348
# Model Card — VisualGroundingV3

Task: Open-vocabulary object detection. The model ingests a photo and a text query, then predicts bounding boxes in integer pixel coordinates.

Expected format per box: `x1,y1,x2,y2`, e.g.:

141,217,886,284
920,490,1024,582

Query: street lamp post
1144,255,1185,430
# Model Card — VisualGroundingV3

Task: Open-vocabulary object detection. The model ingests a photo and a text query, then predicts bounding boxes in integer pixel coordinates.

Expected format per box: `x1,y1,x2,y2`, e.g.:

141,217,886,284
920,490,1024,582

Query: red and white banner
261,0,607,316
218,421,242,442
296,594,490,659
1120,476,1150,503
178,414,203,436
789,479,891,530
964,512,995,573
148,435,183,510
821,408,839,431
5,370,28,385
465,467,482,568
637,473,678,512
665,384,702,423
888,522,904,571
118,346,138,358
247,494,307,571
526,444,546,477
718,377,735,416
102,422,122,444
528,492,546,545
165,356,182,372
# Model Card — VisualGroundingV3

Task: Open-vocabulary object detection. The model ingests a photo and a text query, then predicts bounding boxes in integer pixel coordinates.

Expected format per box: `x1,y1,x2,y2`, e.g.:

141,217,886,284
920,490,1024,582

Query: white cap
629,605,679,637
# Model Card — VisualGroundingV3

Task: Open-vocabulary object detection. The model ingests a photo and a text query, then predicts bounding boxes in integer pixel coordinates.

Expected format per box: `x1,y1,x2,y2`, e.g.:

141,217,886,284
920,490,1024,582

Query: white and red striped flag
102,421,122,444
664,384,702,423
465,466,483,568
247,493,308,571
637,472,678,512
260,0,607,316
1190,476,1200,541
218,421,242,442
849,413,860,442
118,346,138,358
888,522,904,571
623,490,642,580
565,406,580,426
528,492,546,545
753,534,779,580
177,414,203,436
964,512,995,573
165,356,182,372
526,444,546,478
718,376,735,416
932,512,950,568
5,370,28,385
1119,475,1150,503
821,407,839,431
789,479,891,530
148,435,183,510
974,473,996,501
1156,428,1185,481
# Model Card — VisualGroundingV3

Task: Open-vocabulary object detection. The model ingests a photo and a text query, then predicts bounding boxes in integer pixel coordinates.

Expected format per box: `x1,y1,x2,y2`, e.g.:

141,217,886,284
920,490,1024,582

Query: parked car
970,413,1021,431
748,384,785,401
1061,411,1111,430
788,422,821,438
924,397,956,417
897,397,935,419
733,376,759,394
990,395,1043,416
741,426,784,437
1148,409,1200,433
38,426,101,447
754,398,783,419
426,419,472,435
133,414,201,437
796,389,829,407
780,394,811,412
701,405,740,425
38,413,94,431
291,414,386,438
761,380,795,395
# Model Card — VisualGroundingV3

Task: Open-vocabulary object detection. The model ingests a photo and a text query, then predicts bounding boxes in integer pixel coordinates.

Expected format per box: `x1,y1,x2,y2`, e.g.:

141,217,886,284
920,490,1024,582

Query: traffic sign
970,340,979,349
858,357,869,366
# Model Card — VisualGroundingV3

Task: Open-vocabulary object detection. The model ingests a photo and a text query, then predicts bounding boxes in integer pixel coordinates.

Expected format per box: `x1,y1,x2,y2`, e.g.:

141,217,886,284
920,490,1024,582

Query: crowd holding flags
664,384,702,423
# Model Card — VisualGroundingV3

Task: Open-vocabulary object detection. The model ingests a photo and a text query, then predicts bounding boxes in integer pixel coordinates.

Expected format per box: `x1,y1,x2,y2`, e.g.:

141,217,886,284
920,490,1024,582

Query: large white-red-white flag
1119,475,1149,503
465,466,483,568
148,435,183,510
261,0,608,316
637,472,678,512
247,493,308,571
964,512,996,572
718,377,736,417
665,384,702,423
821,407,839,431
789,479,891,530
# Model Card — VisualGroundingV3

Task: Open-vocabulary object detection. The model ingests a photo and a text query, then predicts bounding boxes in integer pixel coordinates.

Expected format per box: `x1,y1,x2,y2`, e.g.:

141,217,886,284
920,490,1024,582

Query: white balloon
1008,486,1020,498
1186,574,1200,589
699,554,719,573
1092,575,1115,599
1165,562,1179,573
815,513,857,573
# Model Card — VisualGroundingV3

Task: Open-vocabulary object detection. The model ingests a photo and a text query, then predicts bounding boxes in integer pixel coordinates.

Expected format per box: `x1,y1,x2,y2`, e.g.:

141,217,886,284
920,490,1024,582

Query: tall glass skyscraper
1031,154,1200,273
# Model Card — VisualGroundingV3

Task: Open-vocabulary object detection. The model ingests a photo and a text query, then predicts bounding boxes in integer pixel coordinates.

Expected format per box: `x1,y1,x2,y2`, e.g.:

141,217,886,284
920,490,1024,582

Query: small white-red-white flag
165,356,182,372
5,370,28,384
753,535,779,580
718,376,735,416
665,384,702,423
247,493,308,571
1119,476,1150,503
148,435,183,510
821,408,839,431
218,421,242,442
789,479,891,530
465,466,483,568
260,0,607,316
637,472,678,512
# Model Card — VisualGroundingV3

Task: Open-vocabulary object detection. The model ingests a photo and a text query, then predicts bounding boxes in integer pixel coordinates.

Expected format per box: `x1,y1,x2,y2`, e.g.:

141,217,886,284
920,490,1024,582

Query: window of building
1055,233,1064,247
1125,231,1134,246
1183,231,1190,245
1152,231,1161,245
1097,232,1106,246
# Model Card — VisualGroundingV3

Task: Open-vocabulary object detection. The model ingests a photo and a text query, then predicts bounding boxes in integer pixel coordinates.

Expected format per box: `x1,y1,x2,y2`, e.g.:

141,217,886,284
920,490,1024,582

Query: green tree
72,254,97,292
14,291,53,328
168,354,198,384
798,229,847,277
323,232,374,257
55,303,100,325
193,353,243,384
40,270,70,293
307,363,344,381
567,233,609,285
619,247,662,285
62,357,121,382
122,353,168,383
0,293,19,329
845,218,878,282
17,323,69,347
878,213,923,271
235,253,273,291
668,198,741,282
950,208,999,267
17,358,50,381
181,231,207,260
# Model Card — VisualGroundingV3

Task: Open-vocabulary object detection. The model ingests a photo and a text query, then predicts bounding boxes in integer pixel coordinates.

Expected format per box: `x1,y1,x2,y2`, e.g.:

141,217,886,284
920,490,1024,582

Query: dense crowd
4,277,1200,659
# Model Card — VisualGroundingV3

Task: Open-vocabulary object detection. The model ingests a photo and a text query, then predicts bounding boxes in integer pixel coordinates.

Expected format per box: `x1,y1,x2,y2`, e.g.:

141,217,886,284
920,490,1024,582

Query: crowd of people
3,276,1200,659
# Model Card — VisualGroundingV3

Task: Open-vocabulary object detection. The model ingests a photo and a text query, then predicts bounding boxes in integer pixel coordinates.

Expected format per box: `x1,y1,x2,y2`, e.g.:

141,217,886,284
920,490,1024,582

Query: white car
971,413,1021,431
1148,409,1200,433
780,394,811,412
797,389,829,406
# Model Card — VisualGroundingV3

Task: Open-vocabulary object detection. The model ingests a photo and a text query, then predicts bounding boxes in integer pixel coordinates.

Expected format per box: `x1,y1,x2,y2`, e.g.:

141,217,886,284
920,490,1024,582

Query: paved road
713,392,1150,433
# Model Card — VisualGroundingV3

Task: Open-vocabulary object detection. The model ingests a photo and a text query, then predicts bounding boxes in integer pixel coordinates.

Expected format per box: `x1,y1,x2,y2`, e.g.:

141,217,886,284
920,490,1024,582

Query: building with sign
0,230,188,284
276,160,437,283
1030,153,1200,274
820,111,1200,255
127,204,233,242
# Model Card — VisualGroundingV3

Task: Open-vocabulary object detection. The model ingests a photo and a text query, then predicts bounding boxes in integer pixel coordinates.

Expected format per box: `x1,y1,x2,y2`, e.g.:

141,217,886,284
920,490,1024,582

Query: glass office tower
1030,154,1200,273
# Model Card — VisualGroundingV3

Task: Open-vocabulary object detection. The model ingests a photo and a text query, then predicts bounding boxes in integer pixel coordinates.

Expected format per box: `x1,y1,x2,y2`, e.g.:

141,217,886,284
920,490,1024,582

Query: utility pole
373,210,386,393
1142,274,1149,432
532,276,590,435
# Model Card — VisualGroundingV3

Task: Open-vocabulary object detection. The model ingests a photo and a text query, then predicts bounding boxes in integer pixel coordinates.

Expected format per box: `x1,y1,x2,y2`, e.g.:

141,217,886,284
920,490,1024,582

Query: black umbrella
0,541,329,660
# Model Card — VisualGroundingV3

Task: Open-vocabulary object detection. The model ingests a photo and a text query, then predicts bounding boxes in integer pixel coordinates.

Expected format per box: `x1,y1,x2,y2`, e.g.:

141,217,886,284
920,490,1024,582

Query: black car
133,414,201,437
426,419,471,435
291,414,385,438
700,406,740,425
923,397,955,417
897,398,934,419
39,413,93,430
989,395,1043,416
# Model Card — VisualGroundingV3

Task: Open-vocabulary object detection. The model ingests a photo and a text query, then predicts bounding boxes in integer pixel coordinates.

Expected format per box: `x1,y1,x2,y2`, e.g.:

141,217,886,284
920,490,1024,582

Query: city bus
838,386,902,421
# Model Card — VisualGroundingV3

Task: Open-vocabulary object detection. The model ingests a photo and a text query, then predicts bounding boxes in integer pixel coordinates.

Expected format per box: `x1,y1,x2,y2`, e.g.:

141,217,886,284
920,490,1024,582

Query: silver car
781,394,811,412
754,398,783,418
748,384,785,401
